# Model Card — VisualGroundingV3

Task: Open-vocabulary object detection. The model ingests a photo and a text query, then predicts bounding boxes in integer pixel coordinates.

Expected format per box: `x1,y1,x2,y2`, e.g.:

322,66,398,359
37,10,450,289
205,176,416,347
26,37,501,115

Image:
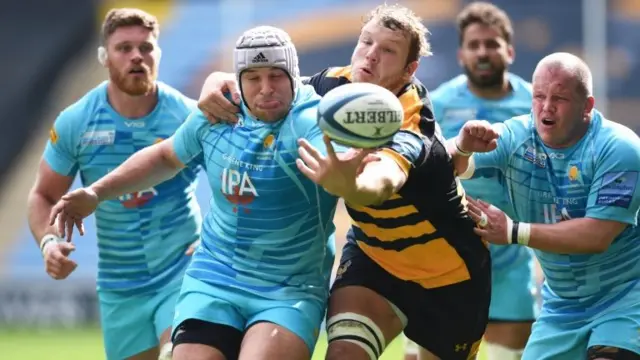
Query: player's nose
365,46,379,63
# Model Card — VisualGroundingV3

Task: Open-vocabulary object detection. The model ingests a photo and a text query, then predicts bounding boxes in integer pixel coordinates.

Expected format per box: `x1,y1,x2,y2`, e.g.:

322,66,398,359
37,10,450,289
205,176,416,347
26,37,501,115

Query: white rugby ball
317,82,404,148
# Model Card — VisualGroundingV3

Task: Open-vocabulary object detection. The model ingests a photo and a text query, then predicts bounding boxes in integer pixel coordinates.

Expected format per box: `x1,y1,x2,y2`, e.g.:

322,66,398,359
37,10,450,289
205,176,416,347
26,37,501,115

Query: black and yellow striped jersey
304,66,436,136
346,129,488,289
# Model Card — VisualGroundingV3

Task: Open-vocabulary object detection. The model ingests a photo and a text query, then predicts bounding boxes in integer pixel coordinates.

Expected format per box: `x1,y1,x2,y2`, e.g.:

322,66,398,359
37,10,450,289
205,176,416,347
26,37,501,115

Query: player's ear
506,44,515,65
457,48,464,67
584,96,595,117
97,46,108,67
405,60,419,78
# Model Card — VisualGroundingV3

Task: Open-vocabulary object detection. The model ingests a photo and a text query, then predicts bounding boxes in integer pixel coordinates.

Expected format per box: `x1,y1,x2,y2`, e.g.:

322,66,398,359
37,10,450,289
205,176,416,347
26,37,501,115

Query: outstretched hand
49,187,99,242
296,136,376,197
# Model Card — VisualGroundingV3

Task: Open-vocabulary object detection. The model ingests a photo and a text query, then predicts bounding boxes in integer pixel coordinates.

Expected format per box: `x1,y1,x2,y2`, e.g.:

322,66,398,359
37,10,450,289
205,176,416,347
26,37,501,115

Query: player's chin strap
506,215,531,246
326,312,386,360
158,342,172,360
97,46,163,66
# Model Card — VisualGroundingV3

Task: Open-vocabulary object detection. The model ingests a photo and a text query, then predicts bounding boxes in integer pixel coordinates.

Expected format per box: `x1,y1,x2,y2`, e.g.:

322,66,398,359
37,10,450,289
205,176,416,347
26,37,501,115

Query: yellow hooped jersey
306,66,489,289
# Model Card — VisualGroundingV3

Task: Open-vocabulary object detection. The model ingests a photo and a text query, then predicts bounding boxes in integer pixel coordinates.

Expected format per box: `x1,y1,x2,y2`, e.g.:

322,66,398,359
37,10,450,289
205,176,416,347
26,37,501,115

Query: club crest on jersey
263,134,275,149
49,127,59,144
568,165,581,182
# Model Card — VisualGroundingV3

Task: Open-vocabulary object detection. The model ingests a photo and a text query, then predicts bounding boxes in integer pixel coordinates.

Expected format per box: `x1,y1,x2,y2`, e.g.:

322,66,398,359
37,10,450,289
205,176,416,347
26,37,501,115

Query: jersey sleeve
468,122,514,179
586,134,640,225
304,67,351,96
376,130,425,176
171,110,209,167
43,107,81,177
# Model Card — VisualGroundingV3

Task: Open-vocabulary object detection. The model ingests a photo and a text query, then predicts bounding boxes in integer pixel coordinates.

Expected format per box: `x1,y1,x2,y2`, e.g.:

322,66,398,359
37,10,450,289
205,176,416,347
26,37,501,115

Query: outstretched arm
341,150,408,206
90,138,184,201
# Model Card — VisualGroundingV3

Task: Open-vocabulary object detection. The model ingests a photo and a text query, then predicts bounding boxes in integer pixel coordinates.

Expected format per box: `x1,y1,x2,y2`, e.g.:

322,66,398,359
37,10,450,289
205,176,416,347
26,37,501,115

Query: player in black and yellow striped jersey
298,119,498,360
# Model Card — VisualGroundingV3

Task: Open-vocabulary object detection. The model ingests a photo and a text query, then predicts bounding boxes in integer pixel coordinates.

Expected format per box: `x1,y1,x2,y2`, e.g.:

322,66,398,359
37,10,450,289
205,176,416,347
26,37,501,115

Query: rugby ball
317,82,404,148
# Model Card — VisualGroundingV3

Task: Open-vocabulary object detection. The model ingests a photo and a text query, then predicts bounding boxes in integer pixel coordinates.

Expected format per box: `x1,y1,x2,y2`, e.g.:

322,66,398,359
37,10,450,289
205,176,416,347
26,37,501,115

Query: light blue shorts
489,245,537,321
172,273,326,353
99,281,181,360
523,290,640,359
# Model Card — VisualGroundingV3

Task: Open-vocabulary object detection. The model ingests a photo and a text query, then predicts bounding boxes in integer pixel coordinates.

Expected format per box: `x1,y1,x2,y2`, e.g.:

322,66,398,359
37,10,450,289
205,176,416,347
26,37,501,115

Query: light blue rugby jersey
171,84,339,301
433,73,532,269
44,81,202,294
471,110,640,320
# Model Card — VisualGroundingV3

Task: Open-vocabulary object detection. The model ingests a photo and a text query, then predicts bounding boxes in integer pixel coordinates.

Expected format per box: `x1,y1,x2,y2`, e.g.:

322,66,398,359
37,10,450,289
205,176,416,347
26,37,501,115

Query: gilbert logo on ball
318,82,404,148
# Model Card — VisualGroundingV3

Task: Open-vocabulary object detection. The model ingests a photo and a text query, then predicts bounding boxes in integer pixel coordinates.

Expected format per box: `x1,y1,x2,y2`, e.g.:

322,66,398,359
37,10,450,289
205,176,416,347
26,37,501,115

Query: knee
326,312,386,360
325,341,362,360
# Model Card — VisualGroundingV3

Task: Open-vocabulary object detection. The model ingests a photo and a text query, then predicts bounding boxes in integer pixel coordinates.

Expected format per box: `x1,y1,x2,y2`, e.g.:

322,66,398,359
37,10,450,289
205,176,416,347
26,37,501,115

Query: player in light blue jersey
27,8,200,360
411,3,535,360
456,52,640,359
48,26,361,360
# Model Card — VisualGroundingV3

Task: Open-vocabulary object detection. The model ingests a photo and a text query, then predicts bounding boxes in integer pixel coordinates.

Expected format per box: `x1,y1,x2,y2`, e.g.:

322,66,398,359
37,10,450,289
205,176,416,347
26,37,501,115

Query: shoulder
501,113,533,133
508,73,533,95
596,114,640,160
431,74,467,103
57,82,107,127
157,82,198,120
507,73,533,108
288,85,321,134
307,66,352,96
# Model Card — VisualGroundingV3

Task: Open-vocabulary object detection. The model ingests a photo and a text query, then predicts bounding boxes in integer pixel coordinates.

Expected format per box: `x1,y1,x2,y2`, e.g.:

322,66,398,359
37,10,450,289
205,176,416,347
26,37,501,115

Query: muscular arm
27,160,74,244
90,139,185,201
343,151,408,207
528,218,626,254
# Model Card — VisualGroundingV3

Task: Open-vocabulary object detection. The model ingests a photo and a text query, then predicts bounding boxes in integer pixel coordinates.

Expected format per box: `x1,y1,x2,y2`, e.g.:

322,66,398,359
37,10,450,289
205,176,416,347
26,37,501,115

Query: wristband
508,220,531,246
40,234,63,256
455,139,473,157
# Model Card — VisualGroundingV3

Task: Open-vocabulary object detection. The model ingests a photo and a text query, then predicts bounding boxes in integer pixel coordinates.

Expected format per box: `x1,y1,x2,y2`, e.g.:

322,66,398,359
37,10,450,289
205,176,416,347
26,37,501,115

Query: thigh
172,275,246,359
326,242,406,360
589,307,640,356
173,319,243,360
244,296,325,358
489,256,537,322
99,291,157,360
404,278,489,360
522,319,588,360
152,281,182,340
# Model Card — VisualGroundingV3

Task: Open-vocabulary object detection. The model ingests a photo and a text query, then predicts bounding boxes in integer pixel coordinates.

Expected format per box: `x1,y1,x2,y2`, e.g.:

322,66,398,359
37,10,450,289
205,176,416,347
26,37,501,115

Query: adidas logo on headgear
252,52,268,63
234,25,301,97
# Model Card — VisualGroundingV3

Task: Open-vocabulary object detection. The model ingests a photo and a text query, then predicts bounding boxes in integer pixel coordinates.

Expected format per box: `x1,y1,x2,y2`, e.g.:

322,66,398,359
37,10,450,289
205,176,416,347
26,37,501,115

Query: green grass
0,327,485,359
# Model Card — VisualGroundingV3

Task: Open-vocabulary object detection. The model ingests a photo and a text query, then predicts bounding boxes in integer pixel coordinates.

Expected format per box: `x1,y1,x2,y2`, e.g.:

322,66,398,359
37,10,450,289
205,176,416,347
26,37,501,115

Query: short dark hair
456,2,513,44
101,8,159,43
